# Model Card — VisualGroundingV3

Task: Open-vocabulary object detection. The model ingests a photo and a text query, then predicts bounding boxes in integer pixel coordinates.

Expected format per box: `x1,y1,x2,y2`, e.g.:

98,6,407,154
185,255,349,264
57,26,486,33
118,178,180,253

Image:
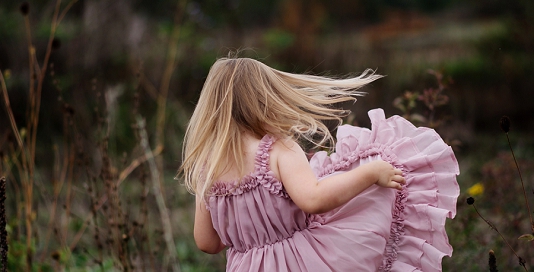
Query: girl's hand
367,160,405,190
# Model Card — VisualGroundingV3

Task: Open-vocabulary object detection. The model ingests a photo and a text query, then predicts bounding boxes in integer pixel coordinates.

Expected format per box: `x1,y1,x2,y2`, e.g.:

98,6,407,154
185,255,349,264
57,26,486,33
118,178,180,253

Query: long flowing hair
180,57,382,197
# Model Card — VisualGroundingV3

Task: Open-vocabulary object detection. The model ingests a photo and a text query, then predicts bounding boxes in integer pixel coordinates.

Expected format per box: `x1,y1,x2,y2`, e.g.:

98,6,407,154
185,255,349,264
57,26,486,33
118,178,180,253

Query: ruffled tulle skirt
307,108,460,272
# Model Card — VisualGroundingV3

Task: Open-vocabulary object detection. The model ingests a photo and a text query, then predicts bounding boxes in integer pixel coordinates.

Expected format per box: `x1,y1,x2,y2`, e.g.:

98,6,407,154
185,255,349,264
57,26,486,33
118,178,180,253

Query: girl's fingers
392,182,402,190
392,175,405,184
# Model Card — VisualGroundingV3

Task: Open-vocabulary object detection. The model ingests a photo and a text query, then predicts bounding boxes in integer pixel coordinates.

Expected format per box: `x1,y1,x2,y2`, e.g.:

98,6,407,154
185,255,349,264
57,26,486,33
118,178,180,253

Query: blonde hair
181,57,382,197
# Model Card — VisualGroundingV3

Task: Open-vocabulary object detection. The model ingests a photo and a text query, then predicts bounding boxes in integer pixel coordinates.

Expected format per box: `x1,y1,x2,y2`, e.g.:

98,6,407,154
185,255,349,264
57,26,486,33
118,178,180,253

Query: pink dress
207,109,460,272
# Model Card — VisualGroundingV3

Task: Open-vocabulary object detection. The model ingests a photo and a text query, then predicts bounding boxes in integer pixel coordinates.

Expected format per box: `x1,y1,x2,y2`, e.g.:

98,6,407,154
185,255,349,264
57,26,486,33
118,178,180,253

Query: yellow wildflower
468,182,484,196
3,69,11,80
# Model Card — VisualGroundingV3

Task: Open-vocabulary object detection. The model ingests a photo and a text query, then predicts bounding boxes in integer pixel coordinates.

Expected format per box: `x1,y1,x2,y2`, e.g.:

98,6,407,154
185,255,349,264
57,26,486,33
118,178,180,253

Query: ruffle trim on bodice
310,108,460,272
208,135,289,198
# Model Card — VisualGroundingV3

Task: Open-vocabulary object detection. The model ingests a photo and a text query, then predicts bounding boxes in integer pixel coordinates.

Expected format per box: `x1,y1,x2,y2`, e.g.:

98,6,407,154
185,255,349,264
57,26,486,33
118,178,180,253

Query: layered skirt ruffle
309,108,460,272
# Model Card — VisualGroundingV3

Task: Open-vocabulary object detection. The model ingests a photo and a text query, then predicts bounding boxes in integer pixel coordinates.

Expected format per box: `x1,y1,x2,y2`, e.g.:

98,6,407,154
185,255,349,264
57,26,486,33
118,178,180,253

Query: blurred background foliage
0,0,533,271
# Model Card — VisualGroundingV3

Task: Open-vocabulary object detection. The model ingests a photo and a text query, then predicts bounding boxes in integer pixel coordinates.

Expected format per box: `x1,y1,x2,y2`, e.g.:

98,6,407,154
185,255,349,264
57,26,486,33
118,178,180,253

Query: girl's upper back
212,132,297,193
214,133,283,184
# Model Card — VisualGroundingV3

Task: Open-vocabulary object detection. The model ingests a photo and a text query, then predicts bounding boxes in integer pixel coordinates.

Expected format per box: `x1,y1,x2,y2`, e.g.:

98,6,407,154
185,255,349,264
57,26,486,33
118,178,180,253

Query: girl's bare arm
273,139,405,214
193,196,226,254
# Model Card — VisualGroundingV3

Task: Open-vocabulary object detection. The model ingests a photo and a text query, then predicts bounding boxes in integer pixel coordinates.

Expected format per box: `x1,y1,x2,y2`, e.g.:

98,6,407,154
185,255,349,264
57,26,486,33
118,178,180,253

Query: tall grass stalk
466,115,533,270
0,176,7,272
1,1,77,269
137,117,181,272
500,116,534,232
468,198,527,271
141,1,187,270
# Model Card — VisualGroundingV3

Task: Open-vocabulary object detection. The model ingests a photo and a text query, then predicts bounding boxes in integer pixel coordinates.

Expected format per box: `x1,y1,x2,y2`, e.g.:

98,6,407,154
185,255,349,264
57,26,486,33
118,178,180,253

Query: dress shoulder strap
254,135,276,170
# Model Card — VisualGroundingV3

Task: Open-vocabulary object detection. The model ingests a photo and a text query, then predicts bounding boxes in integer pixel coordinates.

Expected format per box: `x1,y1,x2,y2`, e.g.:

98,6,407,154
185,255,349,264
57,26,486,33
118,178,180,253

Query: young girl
181,57,459,272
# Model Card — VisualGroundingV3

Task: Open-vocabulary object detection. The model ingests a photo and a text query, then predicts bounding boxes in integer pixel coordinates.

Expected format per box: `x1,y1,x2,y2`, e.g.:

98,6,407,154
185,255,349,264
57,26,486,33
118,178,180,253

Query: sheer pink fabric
207,109,459,272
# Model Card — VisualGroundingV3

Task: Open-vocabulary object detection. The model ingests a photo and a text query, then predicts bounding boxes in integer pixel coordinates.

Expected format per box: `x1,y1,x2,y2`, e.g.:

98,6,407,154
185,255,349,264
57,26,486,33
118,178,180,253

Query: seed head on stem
489,250,498,272
19,2,30,16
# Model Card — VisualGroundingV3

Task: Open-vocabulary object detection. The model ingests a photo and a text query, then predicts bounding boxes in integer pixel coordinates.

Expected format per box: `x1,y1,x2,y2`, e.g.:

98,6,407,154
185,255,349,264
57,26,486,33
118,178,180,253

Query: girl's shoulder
268,137,307,177
269,137,304,158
